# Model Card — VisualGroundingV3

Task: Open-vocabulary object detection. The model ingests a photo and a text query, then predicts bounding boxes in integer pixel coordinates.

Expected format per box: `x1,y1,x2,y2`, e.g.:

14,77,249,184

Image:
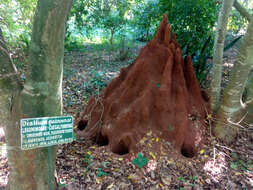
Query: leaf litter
0,44,252,190
56,45,253,189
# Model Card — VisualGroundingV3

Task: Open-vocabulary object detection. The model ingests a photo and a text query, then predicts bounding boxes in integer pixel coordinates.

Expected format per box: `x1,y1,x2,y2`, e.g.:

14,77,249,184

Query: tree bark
213,16,253,143
244,71,253,126
110,29,114,47
0,27,3,39
0,29,22,138
234,0,251,21
146,28,149,40
0,0,72,189
214,0,252,21
210,0,234,112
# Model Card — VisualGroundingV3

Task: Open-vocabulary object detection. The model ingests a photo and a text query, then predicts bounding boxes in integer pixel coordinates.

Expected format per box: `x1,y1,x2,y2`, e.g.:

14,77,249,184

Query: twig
215,143,253,157
213,147,216,167
204,106,212,137
227,111,248,129
210,115,251,131
215,143,234,151
79,95,104,139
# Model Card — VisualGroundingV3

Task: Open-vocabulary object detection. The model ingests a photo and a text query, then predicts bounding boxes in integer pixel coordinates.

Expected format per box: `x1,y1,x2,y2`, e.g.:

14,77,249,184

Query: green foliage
192,34,241,85
191,35,213,85
64,35,85,51
189,175,197,181
0,0,36,47
178,175,197,188
97,168,107,177
84,70,107,95
82,153,93,175
178,176,186,182
224,35,243,52
158,0,217,85
115,34,131,61
83,153,93,165
228,10,247,33
230,152,253,171
132,152,149,168
159,0,217,55
132,0,161,42
18,32,30,52
70,0,130,45
227,0,251,34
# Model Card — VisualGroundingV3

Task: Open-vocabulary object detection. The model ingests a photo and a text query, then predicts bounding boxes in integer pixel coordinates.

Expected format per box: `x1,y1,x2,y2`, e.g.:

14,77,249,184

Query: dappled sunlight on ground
146,160,157,173
0,144,7,158
0,127,6,158
0,128,4,143
105,71,120,79
203,149,227,182
223,62,234,68
0,172,8,188
0,127,8,188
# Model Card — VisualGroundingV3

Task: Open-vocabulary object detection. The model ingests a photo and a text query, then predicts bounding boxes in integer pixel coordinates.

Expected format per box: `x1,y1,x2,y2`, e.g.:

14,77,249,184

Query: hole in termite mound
181,143,196,158
111,140,129,155
92,132,109,146
77,120,88,131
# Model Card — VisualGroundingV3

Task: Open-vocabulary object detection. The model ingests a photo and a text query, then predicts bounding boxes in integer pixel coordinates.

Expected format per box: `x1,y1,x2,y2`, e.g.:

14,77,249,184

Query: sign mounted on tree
21,116,73,150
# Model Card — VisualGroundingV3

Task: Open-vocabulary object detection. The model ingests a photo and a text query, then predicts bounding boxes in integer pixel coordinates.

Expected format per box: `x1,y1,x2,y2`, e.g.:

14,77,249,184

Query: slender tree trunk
146,28,149,41
234,0,251,22
213,17,253,143
210,0,234,112
0,0,72,189
0,27,3,38
110,29,114,47
243,62,253,126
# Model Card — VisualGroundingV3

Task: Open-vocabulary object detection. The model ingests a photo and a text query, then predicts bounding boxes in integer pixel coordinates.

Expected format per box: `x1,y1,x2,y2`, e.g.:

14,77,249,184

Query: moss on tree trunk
0,0,73,189
210,0,234,112
213,16,253,143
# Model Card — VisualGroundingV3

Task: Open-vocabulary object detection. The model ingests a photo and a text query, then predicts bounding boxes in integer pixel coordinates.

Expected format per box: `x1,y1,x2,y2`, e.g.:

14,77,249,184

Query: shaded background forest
1,0,253,189
1,0,251,112
0,1,250,70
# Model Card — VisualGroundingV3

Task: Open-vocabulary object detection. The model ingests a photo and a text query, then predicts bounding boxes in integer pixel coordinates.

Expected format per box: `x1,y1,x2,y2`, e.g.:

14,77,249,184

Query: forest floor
0,41,253,190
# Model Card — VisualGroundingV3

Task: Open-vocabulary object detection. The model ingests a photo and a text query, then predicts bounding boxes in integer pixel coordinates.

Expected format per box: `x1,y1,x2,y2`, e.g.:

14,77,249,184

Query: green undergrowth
230,152,253,172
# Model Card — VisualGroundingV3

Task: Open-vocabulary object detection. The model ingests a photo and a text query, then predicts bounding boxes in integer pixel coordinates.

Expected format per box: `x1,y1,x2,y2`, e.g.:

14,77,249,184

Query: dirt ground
57,43,253,190
0,42,253,190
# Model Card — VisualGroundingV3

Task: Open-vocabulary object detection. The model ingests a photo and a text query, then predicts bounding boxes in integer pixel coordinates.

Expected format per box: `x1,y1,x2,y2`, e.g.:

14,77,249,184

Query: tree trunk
242,64,253,125
0,0,72,189
146,28,149,40
210,0,234,112
0,27,3,38
213,16,253,143
110,29,114,47
244,72,253,140
234,0,251,22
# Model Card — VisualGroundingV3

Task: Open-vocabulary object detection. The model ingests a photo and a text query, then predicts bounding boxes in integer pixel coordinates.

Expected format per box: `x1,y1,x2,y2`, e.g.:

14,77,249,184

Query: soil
53,24,253,190
0,28,253,190
76,16,210,159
